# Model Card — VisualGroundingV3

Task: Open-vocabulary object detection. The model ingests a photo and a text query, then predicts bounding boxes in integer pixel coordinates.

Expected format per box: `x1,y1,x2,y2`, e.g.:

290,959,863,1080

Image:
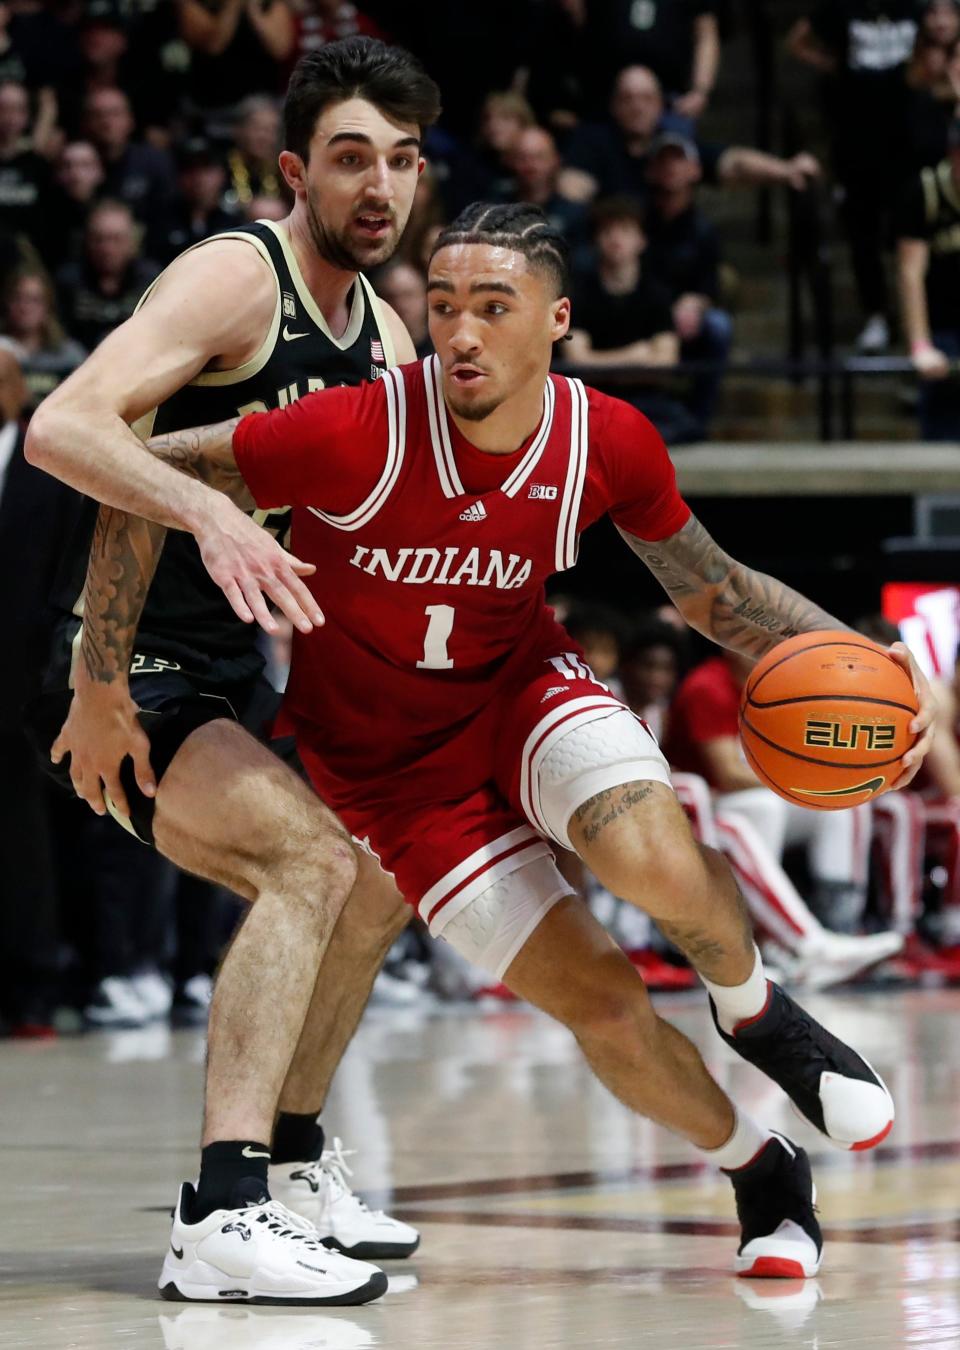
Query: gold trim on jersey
261,219,367,351
133,230,282,389
360,272,398,368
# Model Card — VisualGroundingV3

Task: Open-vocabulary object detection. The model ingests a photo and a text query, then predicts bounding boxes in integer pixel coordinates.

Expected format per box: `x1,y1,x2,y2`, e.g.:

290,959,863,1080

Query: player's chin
446,390,502,422
351,225,400,266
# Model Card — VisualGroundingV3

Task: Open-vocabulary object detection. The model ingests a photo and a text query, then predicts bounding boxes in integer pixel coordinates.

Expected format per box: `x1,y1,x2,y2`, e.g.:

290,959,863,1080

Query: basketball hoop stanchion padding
739,631,919,811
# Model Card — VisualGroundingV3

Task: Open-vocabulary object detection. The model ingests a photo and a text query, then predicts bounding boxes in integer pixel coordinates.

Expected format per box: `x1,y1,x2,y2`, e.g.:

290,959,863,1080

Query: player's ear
418,157,426,178
550,296,571,343
279,150,307,196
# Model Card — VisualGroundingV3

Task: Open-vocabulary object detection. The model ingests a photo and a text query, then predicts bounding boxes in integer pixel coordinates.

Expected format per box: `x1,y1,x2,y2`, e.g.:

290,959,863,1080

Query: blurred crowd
4,0,960,1035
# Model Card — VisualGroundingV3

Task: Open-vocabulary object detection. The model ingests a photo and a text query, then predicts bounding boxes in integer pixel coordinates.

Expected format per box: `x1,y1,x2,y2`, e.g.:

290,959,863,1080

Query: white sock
701,943,768,1034
700,1108,772,1172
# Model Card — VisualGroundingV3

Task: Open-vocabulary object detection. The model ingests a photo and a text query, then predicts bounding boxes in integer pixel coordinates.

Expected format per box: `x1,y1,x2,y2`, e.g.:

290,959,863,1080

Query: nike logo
282,324,309,341
170,1243,183,1259
241,1145,271,1159
793,776,886,799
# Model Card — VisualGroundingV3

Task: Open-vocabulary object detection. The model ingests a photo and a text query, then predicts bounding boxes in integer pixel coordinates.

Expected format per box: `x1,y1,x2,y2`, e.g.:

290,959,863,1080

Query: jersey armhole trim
306,366,405,531
360,273,398,369
555,377,589,571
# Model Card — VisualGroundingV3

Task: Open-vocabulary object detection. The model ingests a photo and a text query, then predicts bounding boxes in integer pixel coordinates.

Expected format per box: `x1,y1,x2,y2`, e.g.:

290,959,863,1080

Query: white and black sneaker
726,1134,822,1278
711,981,894,1150
158,1182,387,1305
269,1139,420,1259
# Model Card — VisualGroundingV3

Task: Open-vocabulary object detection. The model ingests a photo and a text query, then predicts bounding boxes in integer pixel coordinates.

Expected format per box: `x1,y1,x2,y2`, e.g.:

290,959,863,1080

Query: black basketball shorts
26,662,290,847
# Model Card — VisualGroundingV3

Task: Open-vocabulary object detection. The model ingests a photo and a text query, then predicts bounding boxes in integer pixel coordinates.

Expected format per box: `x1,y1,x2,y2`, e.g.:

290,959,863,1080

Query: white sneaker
84,976,150,1029
158,1305,375,1349
796,930,904,991
855,314,889,353
158,1184,387,1305
130,971,173,1020
269,1139,420,1259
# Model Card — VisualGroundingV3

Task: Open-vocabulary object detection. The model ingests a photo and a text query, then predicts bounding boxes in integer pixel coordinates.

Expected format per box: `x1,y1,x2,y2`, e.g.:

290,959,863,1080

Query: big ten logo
238,378,326,416
803,718,896,752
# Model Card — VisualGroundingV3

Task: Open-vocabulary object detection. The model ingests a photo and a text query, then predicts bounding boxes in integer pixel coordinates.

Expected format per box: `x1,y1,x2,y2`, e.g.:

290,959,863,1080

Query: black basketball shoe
726,1133,822,1278
710,981,894,1150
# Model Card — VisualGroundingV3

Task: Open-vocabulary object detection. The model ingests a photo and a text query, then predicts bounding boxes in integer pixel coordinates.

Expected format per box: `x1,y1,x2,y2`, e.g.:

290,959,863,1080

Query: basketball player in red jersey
127,202,935,1279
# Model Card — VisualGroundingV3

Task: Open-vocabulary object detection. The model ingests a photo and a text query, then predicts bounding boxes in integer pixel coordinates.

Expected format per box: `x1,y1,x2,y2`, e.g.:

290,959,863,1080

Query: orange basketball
739,630,918,810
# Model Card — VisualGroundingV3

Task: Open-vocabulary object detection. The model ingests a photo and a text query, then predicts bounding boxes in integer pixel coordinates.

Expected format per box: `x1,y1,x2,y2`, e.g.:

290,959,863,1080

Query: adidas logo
540,686,568,703
459,500,487,522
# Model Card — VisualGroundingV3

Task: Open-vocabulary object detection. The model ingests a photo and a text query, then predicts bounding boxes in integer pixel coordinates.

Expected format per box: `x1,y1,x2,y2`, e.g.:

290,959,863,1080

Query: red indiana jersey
234,355,690,810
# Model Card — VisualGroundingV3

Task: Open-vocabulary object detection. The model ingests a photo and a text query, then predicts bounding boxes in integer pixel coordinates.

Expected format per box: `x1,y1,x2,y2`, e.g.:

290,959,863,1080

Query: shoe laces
317,1138,384,1217
236,1198,326,1247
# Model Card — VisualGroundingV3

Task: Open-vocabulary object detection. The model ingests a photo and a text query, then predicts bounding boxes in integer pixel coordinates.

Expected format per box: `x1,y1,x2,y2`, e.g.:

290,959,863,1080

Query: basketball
739,631,919,810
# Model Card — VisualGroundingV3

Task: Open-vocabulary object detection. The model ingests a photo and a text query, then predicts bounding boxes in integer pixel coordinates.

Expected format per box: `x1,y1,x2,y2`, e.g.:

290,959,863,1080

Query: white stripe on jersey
425,354,466,498
555,378,589,571
307,366,406,531
419,825,549,929
500,378,555,498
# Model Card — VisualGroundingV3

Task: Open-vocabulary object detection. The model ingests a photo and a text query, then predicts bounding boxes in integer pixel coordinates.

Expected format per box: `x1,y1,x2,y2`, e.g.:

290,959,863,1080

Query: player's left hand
887,641,936,790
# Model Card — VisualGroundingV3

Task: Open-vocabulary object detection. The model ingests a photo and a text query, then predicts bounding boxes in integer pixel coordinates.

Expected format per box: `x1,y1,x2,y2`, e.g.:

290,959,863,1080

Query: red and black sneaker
726,1133,822,1279
710,981,894,1151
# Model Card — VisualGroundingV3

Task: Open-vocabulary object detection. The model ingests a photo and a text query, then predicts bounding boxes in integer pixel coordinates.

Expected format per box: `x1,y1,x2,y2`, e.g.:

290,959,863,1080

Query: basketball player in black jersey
26,40,437,1305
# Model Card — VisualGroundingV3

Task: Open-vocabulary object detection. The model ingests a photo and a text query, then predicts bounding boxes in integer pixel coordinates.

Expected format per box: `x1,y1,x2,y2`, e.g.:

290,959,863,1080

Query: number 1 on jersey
418,604,455,669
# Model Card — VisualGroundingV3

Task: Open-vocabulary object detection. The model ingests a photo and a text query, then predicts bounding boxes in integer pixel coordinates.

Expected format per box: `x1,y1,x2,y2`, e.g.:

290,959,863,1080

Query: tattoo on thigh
572,783,654,845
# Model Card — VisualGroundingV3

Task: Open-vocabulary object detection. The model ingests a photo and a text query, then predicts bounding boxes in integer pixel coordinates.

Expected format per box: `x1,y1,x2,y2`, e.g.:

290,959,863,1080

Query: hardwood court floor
3,987,960,1349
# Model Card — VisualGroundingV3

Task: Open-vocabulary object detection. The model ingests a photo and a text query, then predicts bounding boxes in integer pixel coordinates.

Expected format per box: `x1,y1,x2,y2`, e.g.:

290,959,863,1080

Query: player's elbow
23,401,60,470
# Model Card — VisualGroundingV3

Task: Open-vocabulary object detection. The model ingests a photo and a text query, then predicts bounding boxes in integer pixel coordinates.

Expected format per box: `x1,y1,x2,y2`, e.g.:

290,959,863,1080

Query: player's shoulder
572,382,665,451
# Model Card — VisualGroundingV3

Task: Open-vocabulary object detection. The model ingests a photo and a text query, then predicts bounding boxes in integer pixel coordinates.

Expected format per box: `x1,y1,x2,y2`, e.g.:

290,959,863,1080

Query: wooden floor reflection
4,987,960,1348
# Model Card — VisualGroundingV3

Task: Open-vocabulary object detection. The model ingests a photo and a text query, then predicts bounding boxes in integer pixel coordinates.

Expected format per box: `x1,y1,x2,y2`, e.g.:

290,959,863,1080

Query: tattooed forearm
618,517,843,659
572,783,654,845
79,505,166,684
144,418,252,509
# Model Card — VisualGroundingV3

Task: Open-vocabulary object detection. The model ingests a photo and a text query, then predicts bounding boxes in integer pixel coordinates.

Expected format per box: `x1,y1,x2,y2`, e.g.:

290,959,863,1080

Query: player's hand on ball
51,677,156,818
887,642,935,789
194,497,324,636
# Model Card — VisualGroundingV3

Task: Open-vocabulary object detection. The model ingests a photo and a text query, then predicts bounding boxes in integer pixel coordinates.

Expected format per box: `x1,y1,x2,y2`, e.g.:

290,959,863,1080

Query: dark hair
283,37,441,162
591,195,646,236
563,602,627,649
430,201,571,297
621,617,688,666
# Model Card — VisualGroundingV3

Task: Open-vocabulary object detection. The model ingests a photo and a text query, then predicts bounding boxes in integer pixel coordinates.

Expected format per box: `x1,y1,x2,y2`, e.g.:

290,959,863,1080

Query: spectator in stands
579,0,722,121
566,196,702,443
788,2,918,354
0,267,85,411
897,118,960,439
0,346,77,1035
644,132,731,432
501,126,590,256
176,0,295,113
56,199,158,350
559,65,820,206
618,617,689,742
475,91,537,201
223,94,283,210
148,135,239,267
49,140,105,269
77,7,129,99
82,87,175,225
0,79,55,259
377,261,430,359
562,602,626,689
394,160,447,268
288,0,387,64
904,2,960,171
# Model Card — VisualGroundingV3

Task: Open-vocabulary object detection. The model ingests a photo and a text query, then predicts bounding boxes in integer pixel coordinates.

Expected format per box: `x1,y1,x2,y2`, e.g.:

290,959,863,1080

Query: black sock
272,1112,325,1165
193,1140,271,1220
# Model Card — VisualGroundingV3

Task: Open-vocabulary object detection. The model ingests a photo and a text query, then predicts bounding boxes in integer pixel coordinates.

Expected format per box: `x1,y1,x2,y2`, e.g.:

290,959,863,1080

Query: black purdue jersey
50,221,395,682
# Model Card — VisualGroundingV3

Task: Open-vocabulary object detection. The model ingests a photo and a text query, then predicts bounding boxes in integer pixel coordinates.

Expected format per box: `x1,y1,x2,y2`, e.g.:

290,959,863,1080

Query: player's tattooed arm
80,507,166,684
618,514,843,659
144,417,253,509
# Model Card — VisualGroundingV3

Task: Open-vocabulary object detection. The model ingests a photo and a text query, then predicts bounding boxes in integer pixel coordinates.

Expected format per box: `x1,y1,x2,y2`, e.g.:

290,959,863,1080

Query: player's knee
571,978,658,1056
